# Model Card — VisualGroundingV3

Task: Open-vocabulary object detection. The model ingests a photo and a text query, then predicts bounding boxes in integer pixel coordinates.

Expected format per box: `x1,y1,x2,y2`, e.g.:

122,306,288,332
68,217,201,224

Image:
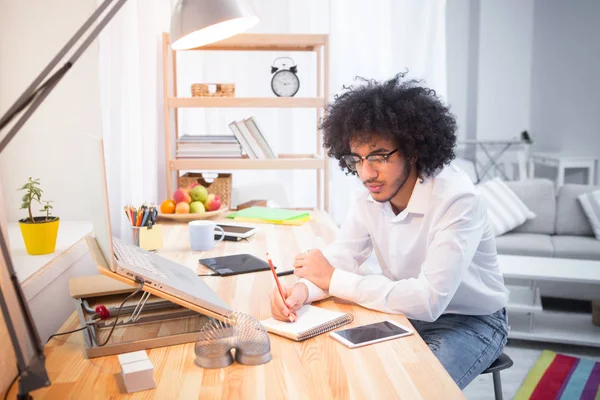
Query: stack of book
228,117,277,159
176,135,242,158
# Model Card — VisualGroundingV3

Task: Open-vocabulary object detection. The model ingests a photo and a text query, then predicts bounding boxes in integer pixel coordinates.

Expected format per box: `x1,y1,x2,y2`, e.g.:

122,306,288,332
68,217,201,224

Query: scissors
145,205,158,229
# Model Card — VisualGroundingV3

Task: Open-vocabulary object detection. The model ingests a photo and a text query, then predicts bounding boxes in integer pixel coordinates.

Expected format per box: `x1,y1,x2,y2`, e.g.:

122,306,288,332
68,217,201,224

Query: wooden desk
17,210,464,399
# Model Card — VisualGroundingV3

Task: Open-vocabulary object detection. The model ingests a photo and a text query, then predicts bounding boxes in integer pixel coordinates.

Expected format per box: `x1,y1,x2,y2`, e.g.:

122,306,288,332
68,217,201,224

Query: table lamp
0,0,258,398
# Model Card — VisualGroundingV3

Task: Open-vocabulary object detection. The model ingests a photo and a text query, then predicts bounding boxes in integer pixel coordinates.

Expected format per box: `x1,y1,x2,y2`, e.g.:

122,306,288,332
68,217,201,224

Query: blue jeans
409,308,508,390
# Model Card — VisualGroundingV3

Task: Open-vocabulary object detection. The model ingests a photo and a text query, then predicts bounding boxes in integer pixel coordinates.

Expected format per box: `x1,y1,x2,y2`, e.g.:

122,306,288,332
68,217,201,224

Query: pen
276,270,294,277
266,253,295,321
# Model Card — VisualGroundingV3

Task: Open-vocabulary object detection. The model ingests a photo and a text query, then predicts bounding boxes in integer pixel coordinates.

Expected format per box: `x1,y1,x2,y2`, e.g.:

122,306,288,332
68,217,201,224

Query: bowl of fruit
158,183,228,221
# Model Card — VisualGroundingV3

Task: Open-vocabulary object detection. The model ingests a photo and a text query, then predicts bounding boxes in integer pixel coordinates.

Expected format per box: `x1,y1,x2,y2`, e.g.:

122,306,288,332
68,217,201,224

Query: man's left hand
293,249,334,290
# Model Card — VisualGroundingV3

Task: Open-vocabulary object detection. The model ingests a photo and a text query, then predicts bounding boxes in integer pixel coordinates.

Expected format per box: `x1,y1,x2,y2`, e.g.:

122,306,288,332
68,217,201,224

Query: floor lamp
0,1,258,398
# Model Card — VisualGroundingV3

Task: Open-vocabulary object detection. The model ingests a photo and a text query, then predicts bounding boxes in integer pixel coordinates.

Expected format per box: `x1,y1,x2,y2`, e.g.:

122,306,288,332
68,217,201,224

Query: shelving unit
161,33,329,210
500,255,600,348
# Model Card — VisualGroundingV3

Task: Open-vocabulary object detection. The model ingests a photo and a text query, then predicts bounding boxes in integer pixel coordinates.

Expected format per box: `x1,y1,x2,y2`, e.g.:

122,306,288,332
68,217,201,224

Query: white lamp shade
170,0,259,50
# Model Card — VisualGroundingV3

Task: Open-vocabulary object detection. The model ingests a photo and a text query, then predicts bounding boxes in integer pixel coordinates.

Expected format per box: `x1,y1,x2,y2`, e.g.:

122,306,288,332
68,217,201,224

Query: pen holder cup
125,225,163,251
127,226,142,247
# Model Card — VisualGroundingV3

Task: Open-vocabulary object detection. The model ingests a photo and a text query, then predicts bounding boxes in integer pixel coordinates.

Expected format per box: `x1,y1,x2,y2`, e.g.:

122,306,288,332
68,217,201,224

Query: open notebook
261,305,353,341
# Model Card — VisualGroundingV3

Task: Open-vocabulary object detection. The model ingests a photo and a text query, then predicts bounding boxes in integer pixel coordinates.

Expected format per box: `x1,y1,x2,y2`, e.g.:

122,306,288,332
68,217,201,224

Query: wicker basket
191,83,235,97
178,173,232,206
593,300,600,327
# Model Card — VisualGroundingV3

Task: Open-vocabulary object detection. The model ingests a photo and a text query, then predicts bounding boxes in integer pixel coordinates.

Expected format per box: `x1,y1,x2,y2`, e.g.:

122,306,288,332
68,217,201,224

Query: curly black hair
321,73,457,177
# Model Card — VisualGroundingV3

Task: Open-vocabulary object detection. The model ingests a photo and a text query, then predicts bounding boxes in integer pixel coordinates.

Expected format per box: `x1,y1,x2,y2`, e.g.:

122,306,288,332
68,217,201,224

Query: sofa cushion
495,233,554,257
505,179,556,235
477,178,536,236
555,184,598,236
577,189,600,240
551,235,600,261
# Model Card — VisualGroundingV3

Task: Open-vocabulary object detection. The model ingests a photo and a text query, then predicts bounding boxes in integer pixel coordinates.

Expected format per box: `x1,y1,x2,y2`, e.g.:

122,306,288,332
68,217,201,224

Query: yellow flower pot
18,217,60,255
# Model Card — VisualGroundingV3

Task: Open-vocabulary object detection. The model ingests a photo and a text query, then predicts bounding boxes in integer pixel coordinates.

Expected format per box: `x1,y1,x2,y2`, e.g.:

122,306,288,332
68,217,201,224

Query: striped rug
514,350,600,400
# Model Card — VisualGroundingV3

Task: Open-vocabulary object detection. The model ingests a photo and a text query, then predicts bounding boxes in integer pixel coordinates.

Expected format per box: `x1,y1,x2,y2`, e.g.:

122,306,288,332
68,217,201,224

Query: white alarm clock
270,57,299,97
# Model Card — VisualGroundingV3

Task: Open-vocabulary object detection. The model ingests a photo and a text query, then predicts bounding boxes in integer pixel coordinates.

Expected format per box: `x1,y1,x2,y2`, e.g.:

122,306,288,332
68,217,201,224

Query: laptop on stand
81,134,232,321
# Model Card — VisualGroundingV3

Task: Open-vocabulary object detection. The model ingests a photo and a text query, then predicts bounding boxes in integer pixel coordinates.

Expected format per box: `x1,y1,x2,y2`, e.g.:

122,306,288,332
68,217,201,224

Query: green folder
226,207,310,224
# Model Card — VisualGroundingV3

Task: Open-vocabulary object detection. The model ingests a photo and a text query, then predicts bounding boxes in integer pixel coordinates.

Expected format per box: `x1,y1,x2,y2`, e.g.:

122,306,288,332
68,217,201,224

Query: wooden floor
463,339,600,399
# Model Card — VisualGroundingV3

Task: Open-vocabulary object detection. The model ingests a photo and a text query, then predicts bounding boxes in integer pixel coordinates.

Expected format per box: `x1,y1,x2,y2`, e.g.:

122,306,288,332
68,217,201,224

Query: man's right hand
269,282,309,322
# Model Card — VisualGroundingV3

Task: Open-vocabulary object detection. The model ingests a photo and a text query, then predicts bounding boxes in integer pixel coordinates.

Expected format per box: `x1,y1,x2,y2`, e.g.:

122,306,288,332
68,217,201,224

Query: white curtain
327,0,447,223
98,0,447,231
97,0,172,238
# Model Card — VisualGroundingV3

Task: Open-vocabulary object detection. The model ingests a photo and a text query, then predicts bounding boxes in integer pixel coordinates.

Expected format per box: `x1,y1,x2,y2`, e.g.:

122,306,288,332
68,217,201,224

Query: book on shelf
234,120,266,159
176,134,242,158
177,134,239,143
244,117,276,159
227,117,277,159
228,121,258,159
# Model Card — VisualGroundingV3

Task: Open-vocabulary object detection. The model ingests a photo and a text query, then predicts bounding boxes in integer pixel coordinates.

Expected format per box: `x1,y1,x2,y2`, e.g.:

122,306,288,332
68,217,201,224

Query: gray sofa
496,178,600,300
496,179,600,261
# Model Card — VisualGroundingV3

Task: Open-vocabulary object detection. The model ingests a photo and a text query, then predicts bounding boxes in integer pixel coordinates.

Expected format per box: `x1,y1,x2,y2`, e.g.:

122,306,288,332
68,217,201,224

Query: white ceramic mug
188,220,225,251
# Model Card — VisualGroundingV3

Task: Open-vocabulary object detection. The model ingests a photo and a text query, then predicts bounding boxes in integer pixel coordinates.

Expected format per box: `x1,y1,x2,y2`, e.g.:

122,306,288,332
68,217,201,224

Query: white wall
0,0,101,222
476,0,534,142
445,0,471,142
446,0,535,145
529,0,600,183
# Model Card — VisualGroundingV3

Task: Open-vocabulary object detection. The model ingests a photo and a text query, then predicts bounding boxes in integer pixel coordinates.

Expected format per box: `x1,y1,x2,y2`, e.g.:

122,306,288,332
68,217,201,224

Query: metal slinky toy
194,312,272,368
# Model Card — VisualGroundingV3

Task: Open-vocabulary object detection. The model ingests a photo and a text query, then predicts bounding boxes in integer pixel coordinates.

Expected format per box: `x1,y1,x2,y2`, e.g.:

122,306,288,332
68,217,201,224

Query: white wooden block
118,351,156,393
118,350,149,365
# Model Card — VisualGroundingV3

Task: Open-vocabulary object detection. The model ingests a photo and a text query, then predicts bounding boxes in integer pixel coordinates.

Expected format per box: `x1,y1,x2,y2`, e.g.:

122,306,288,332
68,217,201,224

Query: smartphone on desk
213,223,258,242
330,320,414,349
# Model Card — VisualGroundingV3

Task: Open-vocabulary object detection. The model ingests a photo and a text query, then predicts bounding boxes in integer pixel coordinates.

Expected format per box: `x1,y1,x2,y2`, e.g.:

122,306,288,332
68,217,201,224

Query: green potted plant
18,177,59,255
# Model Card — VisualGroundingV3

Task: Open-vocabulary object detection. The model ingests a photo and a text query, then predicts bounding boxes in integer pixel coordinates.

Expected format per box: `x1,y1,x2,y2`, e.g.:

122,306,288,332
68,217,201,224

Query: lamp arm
0,0,128,397
0,0,128,154
0,222,49,398
0,0,113,131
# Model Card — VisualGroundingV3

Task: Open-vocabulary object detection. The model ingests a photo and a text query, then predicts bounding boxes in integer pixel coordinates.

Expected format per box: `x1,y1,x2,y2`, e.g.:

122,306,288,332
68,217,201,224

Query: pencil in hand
266,253,296,322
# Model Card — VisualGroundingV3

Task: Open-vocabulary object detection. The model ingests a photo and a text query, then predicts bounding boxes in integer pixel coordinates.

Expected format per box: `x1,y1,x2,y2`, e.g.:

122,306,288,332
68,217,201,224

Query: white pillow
476,177,536,236
577,189,600,240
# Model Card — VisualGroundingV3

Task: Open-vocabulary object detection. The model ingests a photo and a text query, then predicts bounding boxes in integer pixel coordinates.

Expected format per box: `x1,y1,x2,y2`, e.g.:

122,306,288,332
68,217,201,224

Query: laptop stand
68,237,228,358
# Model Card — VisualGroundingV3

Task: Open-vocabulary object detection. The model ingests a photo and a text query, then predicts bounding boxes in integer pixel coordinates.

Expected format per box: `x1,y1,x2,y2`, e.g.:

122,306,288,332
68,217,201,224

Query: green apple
190,185,208,202
189,201,205,214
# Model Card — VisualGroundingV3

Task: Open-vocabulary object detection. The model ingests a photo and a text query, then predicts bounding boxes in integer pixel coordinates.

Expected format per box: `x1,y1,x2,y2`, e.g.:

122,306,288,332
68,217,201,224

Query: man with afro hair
270,74,509,389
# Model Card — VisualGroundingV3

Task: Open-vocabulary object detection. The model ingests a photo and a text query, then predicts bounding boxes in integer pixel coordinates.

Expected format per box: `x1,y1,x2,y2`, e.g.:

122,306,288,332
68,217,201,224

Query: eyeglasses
342,148,400,171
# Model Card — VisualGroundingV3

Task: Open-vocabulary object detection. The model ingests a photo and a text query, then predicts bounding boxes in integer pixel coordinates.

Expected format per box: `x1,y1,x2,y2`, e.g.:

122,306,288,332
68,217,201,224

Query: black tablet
198,254,273,276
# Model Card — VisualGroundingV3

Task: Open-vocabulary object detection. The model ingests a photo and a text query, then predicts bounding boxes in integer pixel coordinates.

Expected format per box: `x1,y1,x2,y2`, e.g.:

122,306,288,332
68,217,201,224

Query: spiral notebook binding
297,313,354,341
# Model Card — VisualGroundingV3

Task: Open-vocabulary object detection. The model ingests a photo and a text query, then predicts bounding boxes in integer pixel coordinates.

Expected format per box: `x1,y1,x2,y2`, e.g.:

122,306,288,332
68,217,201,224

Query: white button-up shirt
301,164,509,322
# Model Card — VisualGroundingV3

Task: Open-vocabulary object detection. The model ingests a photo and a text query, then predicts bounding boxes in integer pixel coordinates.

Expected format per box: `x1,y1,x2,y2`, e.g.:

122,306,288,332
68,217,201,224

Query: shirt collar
366,175,432,218
403,176,431,215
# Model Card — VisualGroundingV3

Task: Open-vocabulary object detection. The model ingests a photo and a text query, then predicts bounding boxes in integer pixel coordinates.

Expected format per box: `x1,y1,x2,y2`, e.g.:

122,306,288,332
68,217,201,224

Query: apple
175,202,190,214
189,201,205,214
203,193,221,212
184,182,200,194
190,185,208,202
173,188,191,204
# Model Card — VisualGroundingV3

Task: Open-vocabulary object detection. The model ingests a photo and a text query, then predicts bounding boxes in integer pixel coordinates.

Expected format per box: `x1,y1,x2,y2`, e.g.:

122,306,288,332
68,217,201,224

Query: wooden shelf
163,32,330,210
170,155,326,171
185,33,327,51
168,97,324,108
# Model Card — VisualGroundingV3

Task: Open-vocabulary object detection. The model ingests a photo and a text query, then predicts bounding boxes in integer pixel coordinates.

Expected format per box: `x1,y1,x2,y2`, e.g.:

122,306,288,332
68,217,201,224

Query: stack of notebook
226,207,310,226
176,135,242,158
